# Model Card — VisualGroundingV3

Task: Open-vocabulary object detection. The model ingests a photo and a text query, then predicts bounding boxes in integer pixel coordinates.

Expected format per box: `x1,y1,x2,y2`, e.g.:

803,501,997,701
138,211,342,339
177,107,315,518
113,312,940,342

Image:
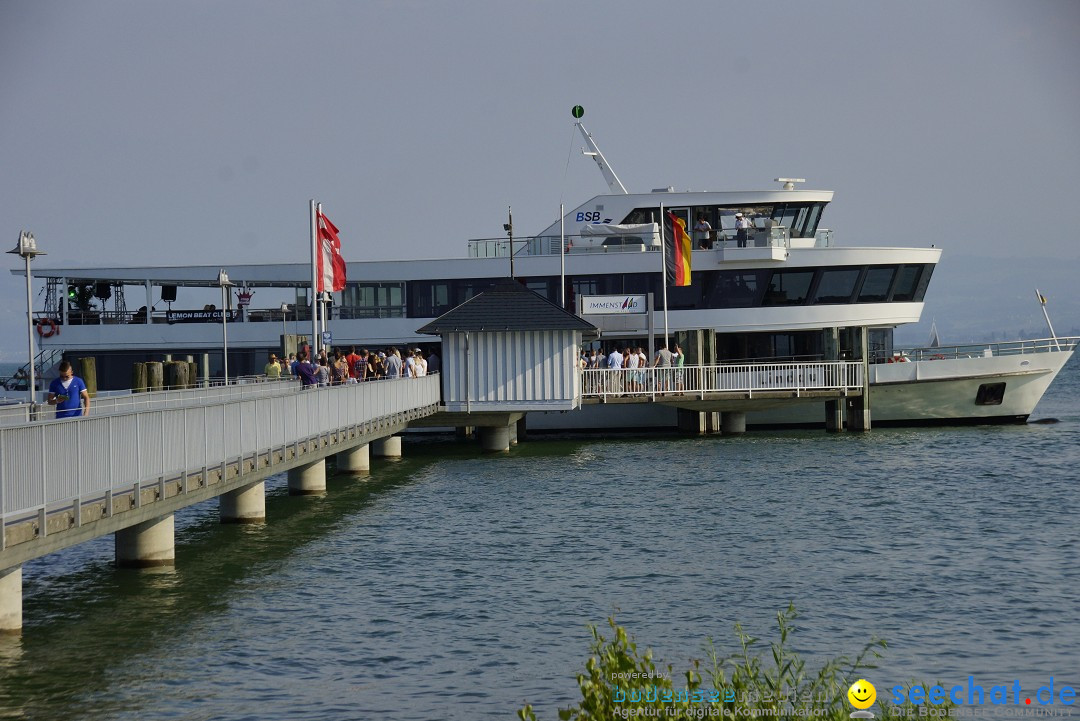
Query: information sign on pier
581,295,647,315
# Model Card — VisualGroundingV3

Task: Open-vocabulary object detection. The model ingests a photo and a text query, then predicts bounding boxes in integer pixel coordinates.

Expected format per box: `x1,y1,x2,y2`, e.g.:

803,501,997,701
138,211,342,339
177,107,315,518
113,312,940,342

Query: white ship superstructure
10,125,1075,426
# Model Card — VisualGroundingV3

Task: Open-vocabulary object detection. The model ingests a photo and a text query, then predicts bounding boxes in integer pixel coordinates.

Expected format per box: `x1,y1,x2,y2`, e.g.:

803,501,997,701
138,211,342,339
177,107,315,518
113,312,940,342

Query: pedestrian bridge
0,375,441,631
582,361,864,405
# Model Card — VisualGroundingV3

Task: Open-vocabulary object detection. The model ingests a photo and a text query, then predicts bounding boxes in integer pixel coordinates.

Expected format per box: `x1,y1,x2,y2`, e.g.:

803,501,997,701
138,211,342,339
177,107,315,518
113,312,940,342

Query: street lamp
279,302,290,355
217,269,234,385
7,231,45,404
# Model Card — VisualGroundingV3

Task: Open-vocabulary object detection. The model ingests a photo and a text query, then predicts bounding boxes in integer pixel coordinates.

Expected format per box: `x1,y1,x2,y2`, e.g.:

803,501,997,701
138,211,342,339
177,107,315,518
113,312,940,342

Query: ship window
620,207,662,225
803,204,824,237
911,263,934,302
705,270,766,308
975,382,1006,406
762,270,814,306
891,265,923,302
409,280,451,317
342,282,406,319
813,268,861,304
857,266,896,303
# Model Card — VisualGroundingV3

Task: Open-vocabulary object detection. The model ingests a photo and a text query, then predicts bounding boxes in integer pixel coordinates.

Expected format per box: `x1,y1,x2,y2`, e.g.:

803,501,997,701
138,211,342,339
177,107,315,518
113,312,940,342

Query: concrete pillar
220,481,266,523
372,436,402,458
721,411,747,435
516,417,527,443
478,425,511,453
825,400,844,432
705,411,722,434
115,515,175,568
848,397,871,432
509,421,518,446
677,408,706,434
288,460,326,495
455,426,474,441
0,567,21,633
336,443,370,473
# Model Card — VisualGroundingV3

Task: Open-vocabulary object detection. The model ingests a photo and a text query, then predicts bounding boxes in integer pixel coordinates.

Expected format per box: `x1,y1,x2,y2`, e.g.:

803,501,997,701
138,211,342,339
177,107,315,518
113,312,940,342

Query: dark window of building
812,268,861,304
762,270,815,306
975,382,1006,406
857,266,897,303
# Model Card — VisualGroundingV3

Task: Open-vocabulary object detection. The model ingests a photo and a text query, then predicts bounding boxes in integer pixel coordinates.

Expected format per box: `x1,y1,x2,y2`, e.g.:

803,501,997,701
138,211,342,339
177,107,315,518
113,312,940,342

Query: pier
0,353,864,631
0,375,440,631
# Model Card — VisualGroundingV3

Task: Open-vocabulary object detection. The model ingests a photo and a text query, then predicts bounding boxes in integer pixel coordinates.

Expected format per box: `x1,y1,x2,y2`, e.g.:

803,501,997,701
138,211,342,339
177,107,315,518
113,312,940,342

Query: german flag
664,211,692,286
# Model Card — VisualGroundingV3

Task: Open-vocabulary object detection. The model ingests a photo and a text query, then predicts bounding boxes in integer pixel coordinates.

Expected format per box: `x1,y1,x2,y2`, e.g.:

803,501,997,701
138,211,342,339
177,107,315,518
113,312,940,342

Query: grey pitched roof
416,278,597,335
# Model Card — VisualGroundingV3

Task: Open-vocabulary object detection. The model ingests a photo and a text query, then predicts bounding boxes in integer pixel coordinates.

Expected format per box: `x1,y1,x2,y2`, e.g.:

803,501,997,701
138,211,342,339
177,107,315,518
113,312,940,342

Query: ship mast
576,122,628,195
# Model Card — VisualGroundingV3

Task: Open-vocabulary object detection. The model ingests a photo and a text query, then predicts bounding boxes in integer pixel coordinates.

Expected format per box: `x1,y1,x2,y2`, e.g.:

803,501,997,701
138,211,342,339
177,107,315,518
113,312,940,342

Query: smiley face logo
848,679,876,710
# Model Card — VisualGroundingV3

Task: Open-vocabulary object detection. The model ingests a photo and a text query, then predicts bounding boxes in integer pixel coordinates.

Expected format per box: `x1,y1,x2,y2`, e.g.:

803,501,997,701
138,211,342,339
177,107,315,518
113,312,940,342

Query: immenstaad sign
581,294,647,315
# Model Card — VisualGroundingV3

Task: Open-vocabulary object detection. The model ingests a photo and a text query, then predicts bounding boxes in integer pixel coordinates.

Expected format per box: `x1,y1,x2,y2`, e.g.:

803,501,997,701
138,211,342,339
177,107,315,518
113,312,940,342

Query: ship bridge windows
761,270,815,306
813,268,861,304
857,266,897,303
619,202,827,238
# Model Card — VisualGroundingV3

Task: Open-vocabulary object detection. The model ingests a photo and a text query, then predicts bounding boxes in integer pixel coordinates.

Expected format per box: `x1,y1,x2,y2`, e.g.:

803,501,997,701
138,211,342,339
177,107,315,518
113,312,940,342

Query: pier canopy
417,279,597,413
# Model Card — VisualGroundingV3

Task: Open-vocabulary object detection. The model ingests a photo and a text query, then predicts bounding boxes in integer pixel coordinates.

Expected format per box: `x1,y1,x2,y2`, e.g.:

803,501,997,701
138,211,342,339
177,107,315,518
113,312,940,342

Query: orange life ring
36,318,59,338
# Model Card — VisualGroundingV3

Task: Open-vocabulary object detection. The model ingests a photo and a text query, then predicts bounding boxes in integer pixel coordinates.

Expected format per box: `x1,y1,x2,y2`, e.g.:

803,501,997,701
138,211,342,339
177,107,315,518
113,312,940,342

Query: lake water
1,362,1077,720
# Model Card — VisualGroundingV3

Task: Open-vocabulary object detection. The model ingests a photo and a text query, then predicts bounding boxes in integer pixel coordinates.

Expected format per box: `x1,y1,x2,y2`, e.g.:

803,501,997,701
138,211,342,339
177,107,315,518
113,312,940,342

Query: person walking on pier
264,353,282,380
295,351,318,388
385,348,402,379
47,361,91,418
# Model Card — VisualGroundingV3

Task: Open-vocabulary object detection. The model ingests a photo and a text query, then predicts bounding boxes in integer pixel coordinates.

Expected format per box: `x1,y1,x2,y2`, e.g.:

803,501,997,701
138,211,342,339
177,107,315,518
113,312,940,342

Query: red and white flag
316,208,346,292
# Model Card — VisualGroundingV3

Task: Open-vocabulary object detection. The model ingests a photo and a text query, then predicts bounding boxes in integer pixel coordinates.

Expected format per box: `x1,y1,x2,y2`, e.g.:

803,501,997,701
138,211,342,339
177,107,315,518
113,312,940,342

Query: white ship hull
527,345,1075,431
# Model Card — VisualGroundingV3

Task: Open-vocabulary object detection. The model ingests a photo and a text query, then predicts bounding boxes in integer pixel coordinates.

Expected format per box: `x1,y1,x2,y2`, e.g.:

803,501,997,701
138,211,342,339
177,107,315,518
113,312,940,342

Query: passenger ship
12,124,1075,428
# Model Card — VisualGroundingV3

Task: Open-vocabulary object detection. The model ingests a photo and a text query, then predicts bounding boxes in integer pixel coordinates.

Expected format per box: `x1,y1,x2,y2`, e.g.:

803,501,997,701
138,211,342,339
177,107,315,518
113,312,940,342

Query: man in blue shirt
47,361,91,418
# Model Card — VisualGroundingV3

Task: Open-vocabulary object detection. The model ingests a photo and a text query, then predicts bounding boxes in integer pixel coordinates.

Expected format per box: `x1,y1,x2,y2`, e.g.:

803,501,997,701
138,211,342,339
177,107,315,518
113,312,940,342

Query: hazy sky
1,0,1078,359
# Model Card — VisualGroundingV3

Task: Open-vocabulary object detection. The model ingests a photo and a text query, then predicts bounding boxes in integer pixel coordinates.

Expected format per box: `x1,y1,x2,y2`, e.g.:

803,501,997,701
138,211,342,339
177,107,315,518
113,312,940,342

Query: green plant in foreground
520,603,955,721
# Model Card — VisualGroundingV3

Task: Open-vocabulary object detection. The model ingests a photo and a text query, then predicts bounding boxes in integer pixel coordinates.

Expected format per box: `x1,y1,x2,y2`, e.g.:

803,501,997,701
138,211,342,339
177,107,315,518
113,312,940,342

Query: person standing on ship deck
735,213,751,248
693,215,712,249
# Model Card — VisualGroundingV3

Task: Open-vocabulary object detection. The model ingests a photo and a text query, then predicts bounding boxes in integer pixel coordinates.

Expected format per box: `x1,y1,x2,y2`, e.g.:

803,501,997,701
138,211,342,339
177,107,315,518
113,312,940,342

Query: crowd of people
264,346,440,388
579,342,685,395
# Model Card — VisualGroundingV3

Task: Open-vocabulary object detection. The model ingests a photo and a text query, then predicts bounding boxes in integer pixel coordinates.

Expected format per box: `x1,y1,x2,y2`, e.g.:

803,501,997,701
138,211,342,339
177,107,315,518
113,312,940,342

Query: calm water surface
1,363,1078,720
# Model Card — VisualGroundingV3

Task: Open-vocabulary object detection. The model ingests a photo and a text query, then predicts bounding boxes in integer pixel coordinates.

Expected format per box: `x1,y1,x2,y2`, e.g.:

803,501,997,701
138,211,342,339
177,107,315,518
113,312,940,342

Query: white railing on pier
0,376,301,428
0,375,441,531
580,362,864,401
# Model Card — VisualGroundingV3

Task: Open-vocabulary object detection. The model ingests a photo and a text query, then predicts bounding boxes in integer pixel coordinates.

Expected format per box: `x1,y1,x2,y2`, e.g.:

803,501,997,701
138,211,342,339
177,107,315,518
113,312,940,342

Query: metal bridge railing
0,375,441,536
580,361,864,401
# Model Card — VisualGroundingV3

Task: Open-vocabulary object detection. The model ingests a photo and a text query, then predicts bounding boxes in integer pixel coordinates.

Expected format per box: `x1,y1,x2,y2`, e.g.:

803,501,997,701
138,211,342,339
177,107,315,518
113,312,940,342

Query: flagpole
658,204,669,347
310,199,319,358
317,202,327,352
559,203,565,308
1036,289,1060,350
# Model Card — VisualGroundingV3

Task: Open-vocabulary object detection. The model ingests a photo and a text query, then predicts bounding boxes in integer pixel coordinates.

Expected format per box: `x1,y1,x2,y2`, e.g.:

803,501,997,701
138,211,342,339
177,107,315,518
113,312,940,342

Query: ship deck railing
882,336,1079,363
580,361,864,402
466,226,810,258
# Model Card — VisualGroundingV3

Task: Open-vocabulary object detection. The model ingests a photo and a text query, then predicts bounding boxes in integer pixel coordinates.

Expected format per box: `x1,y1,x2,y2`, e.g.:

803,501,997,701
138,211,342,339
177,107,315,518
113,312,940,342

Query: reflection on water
1,364,1077,720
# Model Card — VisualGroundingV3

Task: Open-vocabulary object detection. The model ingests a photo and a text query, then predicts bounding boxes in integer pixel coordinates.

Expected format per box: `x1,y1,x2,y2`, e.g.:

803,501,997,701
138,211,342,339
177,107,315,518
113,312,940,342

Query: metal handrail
0,375,441,531
580,361,863,401
886,336,1079,363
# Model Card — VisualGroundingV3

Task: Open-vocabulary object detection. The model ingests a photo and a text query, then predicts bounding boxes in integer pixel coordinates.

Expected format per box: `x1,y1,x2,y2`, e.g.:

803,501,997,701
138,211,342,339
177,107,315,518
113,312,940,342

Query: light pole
7,231,45,404
280,302,290,356
217,269,234,385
